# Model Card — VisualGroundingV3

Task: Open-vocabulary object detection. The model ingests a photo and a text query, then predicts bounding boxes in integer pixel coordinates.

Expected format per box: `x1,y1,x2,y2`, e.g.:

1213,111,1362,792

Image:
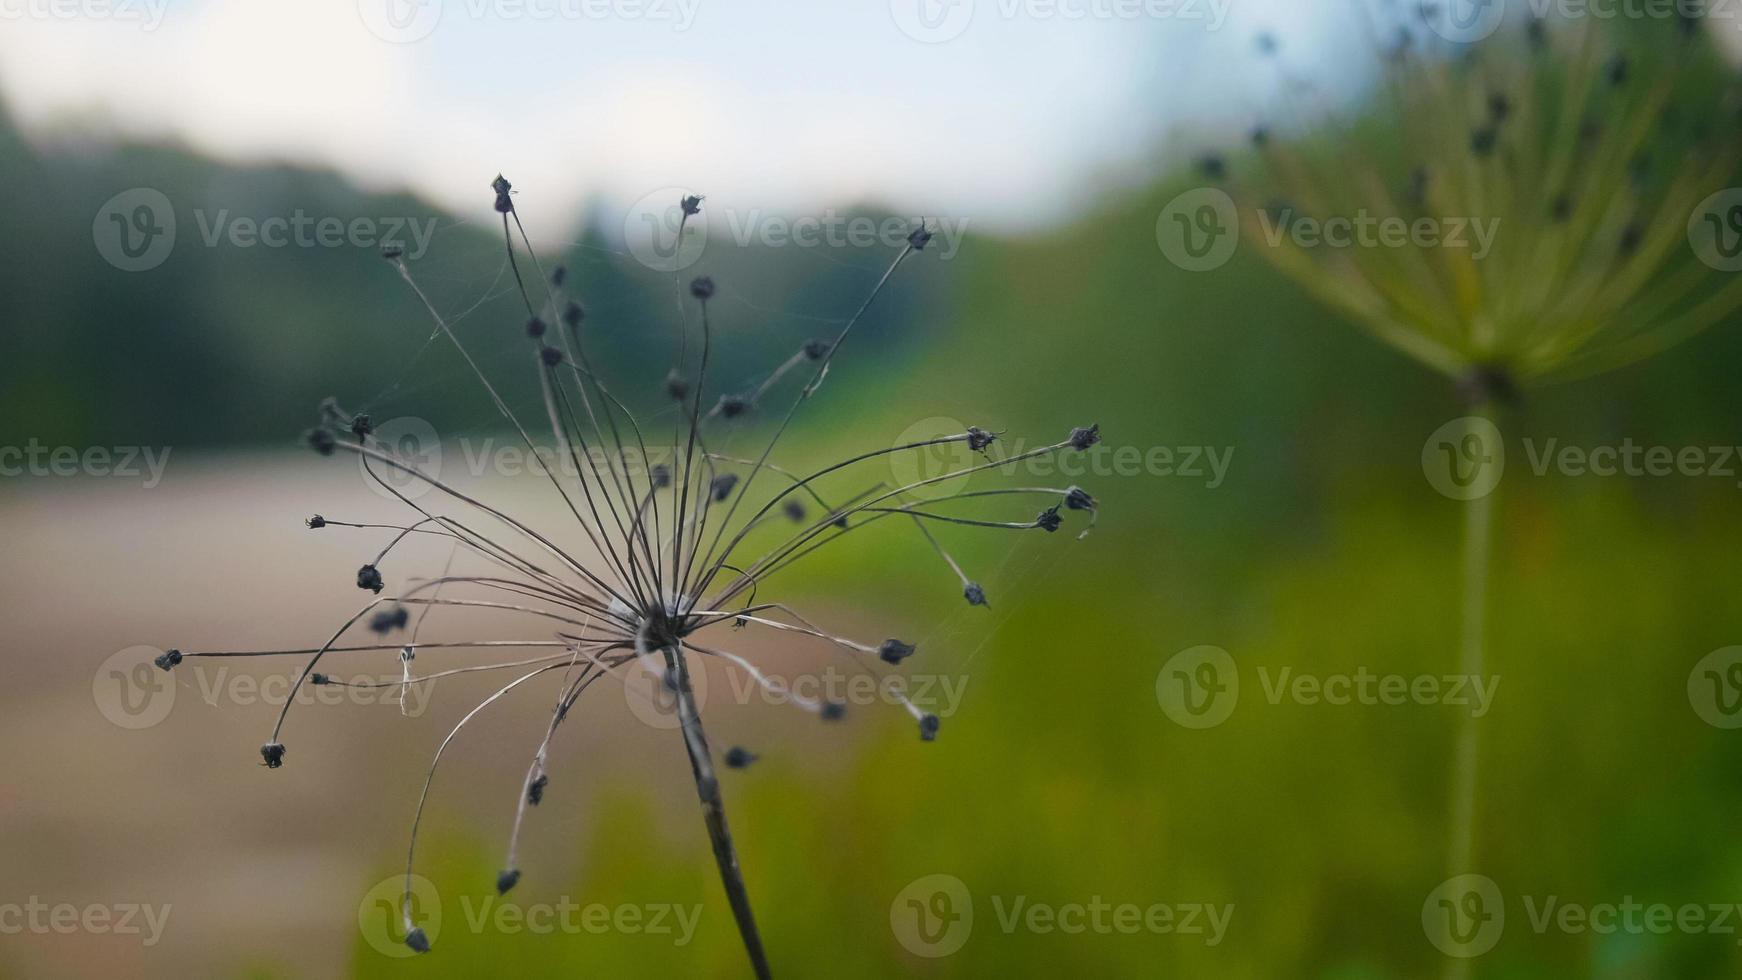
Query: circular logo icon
1689,646,1742,729
623,655,707,730
624,187,707,272
364,416,441,502
358,874,441,957
1157,645,1238,729
1688,189,1742,272
889,0,974,42
357,0,442,43
1156,188,1239,272
1422,0,1507,43
891,873,973,957
93,188,176,272
1421,417,1504,501
1423,874,1504,958
889,416,978,500
93,645,176,730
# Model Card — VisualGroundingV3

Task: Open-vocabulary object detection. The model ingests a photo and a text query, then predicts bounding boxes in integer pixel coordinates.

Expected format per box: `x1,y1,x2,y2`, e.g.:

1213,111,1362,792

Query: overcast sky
0,0,1365,231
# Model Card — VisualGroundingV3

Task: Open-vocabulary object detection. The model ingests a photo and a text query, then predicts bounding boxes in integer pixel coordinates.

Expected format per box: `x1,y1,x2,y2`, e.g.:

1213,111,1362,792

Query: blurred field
9,54,1742,977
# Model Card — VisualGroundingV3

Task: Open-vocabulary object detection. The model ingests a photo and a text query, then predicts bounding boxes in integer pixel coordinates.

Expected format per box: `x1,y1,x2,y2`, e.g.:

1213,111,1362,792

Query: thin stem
1444,400,1495,980
660,642,772,980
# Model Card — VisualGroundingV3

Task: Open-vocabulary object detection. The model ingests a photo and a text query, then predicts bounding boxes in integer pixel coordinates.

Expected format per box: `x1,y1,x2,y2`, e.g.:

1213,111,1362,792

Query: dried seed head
154,649,182,671
306,428,336,456
357,564,385,594
527,774,549,806
1197,154,1227,181
350,414,374,439
311,672,330,685
370,606,410,634
492,174,514,214
820,701,846,721
1065,486,1097,511
907,222,933,251
802,338,831,360
525,317,547,339
550,266,567,287
711,473,740,502
964,582,988,606
306,514,327,529
496,869,521,895
966,426,996,452
878,638,916,665
680,194,704,217
260,742,286,768
724,746,758,769
1036,505,1063,533
381,244,404,260
782,499,807,522
690,276,715,301
665,369,691,401
539,346,564,367
649,464,673,488
919,714,941,742
563,302,585,329
405,928,431,954
716,394,750,419
1068,424,1101,450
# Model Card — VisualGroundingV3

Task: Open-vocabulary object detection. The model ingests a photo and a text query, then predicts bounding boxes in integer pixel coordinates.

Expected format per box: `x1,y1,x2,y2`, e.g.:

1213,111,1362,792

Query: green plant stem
1444,405,1495,980
664,646,773,980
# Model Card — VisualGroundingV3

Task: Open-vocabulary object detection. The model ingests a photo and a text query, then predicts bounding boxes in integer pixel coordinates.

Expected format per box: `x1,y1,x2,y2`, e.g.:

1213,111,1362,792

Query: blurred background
5,1,1742,977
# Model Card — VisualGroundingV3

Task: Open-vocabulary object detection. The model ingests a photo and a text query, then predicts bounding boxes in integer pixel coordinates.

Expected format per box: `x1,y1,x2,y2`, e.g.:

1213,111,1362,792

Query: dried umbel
1228,9,1742,395
158,179,1100,977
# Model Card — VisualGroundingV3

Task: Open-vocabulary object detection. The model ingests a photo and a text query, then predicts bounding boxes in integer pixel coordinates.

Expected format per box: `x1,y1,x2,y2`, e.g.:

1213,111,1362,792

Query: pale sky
0,0,1363,231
